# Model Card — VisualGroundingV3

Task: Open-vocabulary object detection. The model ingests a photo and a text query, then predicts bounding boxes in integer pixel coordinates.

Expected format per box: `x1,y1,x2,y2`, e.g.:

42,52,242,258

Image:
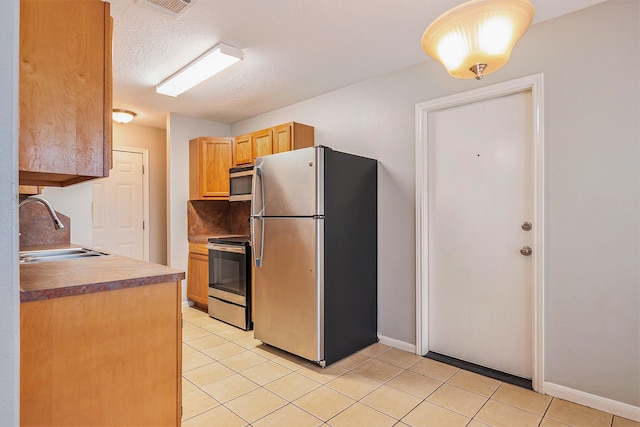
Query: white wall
0,0,19,423
113,123,168,265
42,183,93,247
529,0,639,408
231,0,639,409
166,113,230,301
42,123,169,265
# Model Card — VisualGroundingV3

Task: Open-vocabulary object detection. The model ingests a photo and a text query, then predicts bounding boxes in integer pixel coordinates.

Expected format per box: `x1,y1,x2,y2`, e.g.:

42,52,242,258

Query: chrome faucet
18,196,65,230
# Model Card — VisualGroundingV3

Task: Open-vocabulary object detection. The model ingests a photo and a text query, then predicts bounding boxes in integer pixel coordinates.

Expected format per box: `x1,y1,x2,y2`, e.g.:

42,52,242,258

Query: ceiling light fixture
156,43,243,97
112,109,137,124
421,0,534,80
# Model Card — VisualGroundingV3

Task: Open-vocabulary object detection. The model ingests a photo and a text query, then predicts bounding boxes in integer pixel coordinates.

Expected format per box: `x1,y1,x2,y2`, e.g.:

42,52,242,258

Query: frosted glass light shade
156,43,243,97
421,0,534,80
112,109,137,124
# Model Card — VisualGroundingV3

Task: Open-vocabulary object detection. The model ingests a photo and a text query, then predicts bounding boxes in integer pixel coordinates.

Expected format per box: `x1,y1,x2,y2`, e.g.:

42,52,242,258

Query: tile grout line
185,309,626,427
244,345,395,424
193,351,467,426
537,396,556,427
186,335,329,425
333,352,448,425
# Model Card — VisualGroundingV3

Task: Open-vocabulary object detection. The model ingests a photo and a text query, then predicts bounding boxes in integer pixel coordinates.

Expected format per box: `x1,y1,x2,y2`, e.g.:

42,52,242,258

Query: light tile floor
182,307,638,427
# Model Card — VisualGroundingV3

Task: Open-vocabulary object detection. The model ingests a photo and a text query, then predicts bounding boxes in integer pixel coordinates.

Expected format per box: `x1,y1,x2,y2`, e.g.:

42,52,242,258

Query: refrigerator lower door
254,217,324,362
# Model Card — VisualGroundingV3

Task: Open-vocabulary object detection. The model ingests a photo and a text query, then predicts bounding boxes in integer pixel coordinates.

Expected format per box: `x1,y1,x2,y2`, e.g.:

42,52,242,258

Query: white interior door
427,91,534,379
93,149,145,260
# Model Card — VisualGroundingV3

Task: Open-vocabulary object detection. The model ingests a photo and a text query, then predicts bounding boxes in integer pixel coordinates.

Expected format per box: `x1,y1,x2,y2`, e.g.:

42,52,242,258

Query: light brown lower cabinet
187,243,209,308
20,282,182,426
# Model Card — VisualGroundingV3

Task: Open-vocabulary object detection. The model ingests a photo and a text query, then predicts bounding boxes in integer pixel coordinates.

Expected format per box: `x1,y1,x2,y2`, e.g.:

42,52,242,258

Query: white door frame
415,74,545,391
113,146,150,262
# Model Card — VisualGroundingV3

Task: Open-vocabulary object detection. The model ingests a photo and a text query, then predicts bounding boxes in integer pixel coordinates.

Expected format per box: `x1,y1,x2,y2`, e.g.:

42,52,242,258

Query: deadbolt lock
520,246,532,256
521,221,532,231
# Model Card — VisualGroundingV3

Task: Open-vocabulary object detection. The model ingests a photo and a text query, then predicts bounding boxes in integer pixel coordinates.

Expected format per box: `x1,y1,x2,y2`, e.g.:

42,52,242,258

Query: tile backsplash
230,201,251,236
187,200,251,240
19,202,70,247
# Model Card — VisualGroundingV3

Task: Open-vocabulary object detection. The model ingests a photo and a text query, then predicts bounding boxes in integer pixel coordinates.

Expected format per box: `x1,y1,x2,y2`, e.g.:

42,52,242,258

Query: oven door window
209,248,247,296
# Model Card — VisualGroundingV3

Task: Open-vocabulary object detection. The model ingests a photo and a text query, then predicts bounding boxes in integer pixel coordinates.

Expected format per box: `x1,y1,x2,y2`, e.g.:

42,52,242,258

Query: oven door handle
206,244,245,254
251,164,264,268
230,169,254,178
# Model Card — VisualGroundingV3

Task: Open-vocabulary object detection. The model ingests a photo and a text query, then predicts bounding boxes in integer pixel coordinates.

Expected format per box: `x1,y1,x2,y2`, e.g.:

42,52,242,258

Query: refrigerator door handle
251,215,264,267
251,164,265,267
251,164,264,218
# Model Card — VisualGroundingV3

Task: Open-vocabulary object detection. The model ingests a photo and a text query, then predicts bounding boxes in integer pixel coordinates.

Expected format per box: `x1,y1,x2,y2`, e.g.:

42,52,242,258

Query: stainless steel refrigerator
251,146,377,366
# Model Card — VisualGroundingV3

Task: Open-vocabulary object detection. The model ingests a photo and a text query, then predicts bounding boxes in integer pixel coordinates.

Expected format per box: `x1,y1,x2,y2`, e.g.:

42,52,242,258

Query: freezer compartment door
254,217,323,362
255,147,322,217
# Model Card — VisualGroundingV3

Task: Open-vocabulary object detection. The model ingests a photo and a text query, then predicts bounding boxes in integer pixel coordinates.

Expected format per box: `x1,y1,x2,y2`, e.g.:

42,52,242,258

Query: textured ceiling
109,0,606,129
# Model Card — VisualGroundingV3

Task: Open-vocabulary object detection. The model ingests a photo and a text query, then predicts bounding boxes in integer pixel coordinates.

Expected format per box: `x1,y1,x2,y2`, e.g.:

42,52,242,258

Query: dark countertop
188,234,211,244
20,244,185,303
188,233,251,244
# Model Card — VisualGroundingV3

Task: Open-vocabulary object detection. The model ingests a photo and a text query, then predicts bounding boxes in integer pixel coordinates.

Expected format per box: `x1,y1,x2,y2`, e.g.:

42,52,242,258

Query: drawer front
208,297,249,330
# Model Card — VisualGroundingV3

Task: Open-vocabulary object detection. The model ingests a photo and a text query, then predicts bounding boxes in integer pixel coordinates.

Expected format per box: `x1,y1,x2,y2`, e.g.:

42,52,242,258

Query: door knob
521,221,532,231
520,246,532,256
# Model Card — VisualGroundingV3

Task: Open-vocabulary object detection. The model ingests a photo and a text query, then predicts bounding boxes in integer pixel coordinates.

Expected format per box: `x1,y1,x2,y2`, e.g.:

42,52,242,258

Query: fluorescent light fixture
156,43,243,97
112,109,137,124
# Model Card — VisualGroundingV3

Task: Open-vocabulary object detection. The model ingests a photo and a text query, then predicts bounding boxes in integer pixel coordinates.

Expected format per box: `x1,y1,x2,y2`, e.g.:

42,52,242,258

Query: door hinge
142,164,145,174
142,221,145,230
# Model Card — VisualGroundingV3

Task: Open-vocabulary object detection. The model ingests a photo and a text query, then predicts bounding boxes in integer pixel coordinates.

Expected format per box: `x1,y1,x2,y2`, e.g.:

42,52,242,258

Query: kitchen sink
19,248,111,264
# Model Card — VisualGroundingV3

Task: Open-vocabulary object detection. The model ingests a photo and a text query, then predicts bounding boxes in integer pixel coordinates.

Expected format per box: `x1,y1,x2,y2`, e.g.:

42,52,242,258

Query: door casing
414,74,545,391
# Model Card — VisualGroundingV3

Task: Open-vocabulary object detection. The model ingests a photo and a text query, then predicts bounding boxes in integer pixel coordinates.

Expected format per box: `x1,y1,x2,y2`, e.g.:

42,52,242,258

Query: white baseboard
377,335,416,354
544,382,640,422
181,300,194,308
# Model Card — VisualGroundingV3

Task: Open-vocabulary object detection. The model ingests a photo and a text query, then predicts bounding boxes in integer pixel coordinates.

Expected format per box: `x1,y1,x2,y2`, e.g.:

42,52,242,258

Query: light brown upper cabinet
189,137,233,200
234,134,253,166
233,122,315,166
272,122,314,154
252,128,274,159
19,0,113,187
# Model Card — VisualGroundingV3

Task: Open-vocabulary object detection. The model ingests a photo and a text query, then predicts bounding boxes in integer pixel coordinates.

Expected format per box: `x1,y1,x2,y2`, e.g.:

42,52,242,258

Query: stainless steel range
207,235,252,330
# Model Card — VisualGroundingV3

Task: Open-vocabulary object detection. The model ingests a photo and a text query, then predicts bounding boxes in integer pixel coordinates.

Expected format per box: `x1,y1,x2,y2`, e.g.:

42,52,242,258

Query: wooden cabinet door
189,137,233,200
272,122,314,154
187,249,209,307
234,134,253,166
19,0,112,187
272,123,292,154
201,138,232,198
252,129,273,159
21,282,181,425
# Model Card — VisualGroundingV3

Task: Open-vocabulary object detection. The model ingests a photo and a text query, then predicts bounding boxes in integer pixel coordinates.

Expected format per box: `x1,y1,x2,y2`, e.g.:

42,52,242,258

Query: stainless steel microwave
229,165,254,202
